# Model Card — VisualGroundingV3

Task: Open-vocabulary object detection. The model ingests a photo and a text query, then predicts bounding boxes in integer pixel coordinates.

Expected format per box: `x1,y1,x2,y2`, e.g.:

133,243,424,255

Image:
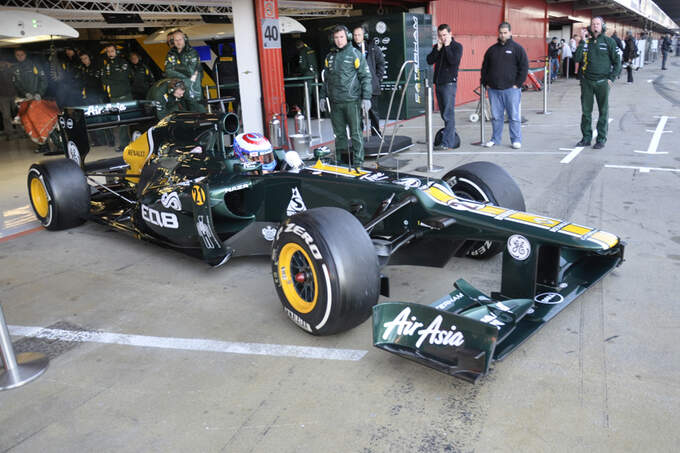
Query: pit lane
1,63,679,452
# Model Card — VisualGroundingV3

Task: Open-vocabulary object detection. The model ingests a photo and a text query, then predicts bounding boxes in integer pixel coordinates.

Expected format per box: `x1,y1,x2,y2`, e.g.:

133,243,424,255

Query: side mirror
234,161,262,173
313,146,332,159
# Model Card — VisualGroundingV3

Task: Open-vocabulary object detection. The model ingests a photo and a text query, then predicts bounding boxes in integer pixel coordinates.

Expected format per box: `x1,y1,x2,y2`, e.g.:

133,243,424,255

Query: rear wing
59,101,156,167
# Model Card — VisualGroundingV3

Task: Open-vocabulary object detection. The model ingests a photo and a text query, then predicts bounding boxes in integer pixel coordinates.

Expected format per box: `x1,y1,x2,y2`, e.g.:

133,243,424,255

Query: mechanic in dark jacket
76,51,104,104
622,31,638,83
100,43,133,150
129,51,155,100
11,49,48,100
165,30,203,101
480,22,528,149
573,17,621,148
320,25,373,167
147,78,204,120
352,25,385,136
426,24,463,150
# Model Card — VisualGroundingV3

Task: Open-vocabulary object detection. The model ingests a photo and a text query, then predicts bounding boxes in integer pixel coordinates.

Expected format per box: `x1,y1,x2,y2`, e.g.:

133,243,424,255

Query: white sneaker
484,141,496,148
512,142,522,149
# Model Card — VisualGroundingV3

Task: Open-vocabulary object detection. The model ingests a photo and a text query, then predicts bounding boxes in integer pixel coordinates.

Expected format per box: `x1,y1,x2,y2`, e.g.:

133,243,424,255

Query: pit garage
1,1,679,452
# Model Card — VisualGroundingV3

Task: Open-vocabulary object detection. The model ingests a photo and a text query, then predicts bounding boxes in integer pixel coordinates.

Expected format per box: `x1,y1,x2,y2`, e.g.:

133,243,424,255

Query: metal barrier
415,78,443,173
537,57,551,115
0,303,48,390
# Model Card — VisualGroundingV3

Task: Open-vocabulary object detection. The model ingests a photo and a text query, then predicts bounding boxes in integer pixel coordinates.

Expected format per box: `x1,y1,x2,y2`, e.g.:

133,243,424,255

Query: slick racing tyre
272,207,380,336
27,159,90,230
443,161,525,259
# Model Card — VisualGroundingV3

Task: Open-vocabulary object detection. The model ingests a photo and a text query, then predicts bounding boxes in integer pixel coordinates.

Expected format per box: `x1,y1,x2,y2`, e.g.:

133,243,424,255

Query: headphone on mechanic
171,29,189,44
352,24,369,40
332,25,352,42
587,16,606,36
167,79,186,95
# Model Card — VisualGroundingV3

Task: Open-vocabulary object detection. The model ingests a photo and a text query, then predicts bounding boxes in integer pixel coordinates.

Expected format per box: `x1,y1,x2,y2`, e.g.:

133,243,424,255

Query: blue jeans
487,87,522,144
435,82,457,147
550,57,559,80
662,51,668,69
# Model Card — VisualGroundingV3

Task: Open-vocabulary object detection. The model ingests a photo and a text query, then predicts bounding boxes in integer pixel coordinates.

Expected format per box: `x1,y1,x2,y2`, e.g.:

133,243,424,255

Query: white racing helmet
233,132,277,172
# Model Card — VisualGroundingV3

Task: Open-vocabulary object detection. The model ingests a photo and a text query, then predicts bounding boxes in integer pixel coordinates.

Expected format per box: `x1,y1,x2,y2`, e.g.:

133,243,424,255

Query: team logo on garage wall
160,191,182,211
507,234,530,261
192,185,206,206
286,187,307,216
67,141,80,165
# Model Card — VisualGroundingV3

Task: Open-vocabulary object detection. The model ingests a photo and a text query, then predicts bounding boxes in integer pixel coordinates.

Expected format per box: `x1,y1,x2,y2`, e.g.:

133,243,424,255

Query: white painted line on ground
635,115,672,154
604,165,680,174
560,146,584,164
402,151,568,156
8,325,368,361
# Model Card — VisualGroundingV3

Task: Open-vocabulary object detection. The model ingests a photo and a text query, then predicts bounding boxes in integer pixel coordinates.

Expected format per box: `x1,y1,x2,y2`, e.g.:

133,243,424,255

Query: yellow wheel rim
30,177,49,218
278,242,318,314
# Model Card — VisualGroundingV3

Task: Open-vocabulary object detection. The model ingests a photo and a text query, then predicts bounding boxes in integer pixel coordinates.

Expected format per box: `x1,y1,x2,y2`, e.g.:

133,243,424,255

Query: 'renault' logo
192,185,206,206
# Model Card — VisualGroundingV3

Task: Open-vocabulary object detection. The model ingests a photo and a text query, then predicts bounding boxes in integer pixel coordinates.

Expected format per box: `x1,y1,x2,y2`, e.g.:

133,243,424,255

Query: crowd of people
2,21,676,161
6,29,206,153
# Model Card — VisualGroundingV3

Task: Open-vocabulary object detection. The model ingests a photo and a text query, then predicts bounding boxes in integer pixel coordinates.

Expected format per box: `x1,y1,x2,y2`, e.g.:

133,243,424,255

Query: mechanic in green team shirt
100,43,134,151
11,48,48,100
164,30,203,102
573,17,621,149
129,51,155,101
147,78,205,120
320,25,372,168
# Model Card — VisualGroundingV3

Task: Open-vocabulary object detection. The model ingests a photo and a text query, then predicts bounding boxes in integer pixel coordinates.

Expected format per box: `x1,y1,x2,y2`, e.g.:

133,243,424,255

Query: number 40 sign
261,18,281,49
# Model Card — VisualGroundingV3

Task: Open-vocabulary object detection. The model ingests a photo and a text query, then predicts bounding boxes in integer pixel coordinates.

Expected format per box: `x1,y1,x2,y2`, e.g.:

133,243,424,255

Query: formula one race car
27,112,625,382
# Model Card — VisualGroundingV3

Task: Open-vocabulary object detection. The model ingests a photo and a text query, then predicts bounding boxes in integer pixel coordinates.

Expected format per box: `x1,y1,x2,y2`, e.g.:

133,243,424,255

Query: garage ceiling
3,0,355,28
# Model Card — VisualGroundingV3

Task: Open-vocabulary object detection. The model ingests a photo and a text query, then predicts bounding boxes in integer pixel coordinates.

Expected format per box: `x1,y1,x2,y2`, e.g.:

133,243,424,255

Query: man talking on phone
573,17,620,149
426,24,463,150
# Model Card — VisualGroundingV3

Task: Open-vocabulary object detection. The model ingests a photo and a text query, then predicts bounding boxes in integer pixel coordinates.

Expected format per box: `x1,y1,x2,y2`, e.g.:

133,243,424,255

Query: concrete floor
1,60,680,453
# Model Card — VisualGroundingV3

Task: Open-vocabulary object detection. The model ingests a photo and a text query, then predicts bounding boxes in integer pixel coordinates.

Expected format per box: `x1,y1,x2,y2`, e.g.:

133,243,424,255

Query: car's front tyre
272,207,380,335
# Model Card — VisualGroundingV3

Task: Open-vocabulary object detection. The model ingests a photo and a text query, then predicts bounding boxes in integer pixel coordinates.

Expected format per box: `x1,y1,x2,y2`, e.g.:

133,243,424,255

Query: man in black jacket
622,31,638,83
353,25,385,136
661,34,672,70
426,24,463,150
480,22,528,149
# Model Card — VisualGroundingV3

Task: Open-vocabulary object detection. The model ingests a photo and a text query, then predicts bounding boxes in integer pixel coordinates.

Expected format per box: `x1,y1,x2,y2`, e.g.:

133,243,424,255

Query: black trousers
626,65,633,83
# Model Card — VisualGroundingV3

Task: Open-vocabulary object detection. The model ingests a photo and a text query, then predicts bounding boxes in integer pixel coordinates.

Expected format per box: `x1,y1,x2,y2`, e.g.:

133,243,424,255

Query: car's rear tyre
443,161,525,259
27,159,90,231
272,207,380,335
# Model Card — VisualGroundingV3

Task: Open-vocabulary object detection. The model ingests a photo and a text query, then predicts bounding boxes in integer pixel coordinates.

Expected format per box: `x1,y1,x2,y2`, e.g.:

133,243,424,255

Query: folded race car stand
0,303,48,391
